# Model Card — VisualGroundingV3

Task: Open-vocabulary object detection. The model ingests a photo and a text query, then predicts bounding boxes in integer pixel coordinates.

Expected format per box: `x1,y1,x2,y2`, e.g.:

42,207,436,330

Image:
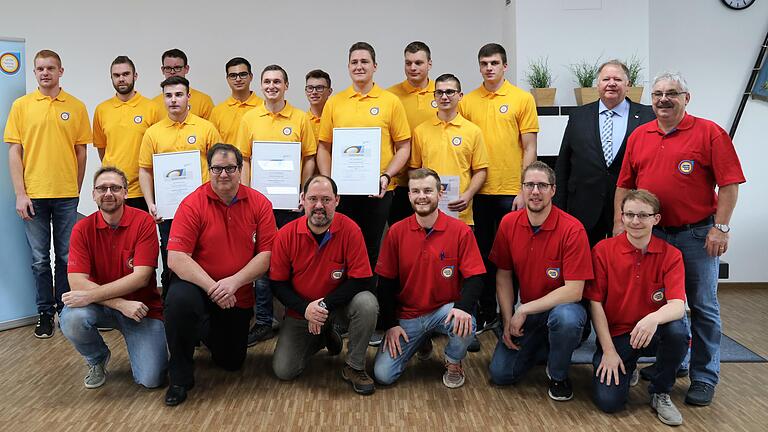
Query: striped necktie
601,110,615,166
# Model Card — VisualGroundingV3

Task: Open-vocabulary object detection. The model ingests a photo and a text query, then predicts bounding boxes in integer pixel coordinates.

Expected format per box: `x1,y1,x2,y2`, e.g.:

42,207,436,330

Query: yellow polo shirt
388,79,437,187
138,113,221,183
410,113,489,225
210,92,263,144
93,92,163,198
153,87,215,119
4,89,92,198
308,110,321,146
458,80,538,195
318,84,411,191
236,102,317,163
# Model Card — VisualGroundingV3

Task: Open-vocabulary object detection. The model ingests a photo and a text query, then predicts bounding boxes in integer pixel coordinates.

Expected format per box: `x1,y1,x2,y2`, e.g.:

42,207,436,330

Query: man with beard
270,175,378,395
488,161,593,402
93,56,163,212
210,57,263,145
60,167,166,389
373,168,485,388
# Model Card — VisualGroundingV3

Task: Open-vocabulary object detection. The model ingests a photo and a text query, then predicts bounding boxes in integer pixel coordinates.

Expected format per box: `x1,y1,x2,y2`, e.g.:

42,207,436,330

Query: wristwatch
318,300,328,310
714,223,731,233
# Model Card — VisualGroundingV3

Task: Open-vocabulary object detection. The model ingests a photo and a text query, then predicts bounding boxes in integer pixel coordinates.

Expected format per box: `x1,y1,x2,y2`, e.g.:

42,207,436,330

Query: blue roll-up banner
0,37,37,330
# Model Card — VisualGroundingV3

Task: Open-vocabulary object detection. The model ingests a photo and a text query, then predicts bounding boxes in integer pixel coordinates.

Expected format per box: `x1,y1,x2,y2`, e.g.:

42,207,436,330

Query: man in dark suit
555,60,655,246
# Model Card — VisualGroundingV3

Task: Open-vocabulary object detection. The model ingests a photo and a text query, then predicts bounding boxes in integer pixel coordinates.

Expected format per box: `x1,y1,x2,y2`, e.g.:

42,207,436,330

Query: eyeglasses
522,182,553,191
433,89,459,98
621,212,657,221
305,196,334,205
650,91,687,99
161,66,185,73
94,185,124,194
305,85,327,93
209,165,239,175
227,72,250,80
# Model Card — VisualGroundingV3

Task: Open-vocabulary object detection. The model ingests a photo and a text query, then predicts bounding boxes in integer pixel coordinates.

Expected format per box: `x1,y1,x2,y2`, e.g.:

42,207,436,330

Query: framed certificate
330,127,381,195
152,150,203,219
438,175,460,219
250,141,302,210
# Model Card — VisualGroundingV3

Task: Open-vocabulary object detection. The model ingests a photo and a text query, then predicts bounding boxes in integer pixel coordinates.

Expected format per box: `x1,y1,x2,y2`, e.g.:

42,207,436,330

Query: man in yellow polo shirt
139,76,221,296
304,69,333,143
458,43,539,336
387,41,438,226
316,41,411,272
210,57,263,144
4,49,91,338
152,49,214,119
411,73,488,226
93,55,163,212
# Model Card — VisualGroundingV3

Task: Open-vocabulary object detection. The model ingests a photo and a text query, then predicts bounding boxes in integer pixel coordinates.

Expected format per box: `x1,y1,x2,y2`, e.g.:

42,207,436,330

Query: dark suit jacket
554,98,655,231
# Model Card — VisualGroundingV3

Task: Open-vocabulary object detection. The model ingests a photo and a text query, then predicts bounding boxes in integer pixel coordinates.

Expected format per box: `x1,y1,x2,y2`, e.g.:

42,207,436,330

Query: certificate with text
152,150,202,219
438,175,460,219
250,141,302,210
331,127,381,195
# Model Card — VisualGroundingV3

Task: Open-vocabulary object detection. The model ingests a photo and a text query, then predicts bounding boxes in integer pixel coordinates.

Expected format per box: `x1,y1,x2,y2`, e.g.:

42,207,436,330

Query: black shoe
247,324,275,347
34,313,54,339
467,335,481,353
547,367,573,401
164,384,191,406
324,321,343,356
639,363,689,381
685,381,715,406
97,327,114,332
476,315,500,335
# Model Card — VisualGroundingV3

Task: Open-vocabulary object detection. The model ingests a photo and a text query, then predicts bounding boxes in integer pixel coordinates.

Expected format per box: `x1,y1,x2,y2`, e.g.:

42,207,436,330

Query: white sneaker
651,393,683,426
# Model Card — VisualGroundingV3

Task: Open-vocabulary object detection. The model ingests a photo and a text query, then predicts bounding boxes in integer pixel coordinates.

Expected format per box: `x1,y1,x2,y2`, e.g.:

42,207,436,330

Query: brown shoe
341,364,375,395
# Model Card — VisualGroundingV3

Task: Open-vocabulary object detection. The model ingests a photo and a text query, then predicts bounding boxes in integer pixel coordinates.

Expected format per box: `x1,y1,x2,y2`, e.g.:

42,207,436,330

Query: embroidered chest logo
134,115,143,124
441,265,455,278
60,112,70,121
499,104,509,114
127,257,134,269
546,267,560,279
451,136,462,146
431,100,438,108
678,160,694,175
282,126,292,136
369,107,380,116
652,288,665,303
331,269,344,280
187,135,197,144
251,231,257,244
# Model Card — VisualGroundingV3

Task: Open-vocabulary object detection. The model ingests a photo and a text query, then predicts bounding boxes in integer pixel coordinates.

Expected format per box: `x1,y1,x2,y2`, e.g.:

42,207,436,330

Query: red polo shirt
68,206,163,320
617,113,745,227
376,211,485,319
584,233,686,337
489,206,593,304
270,213,371,319
168,183,276,308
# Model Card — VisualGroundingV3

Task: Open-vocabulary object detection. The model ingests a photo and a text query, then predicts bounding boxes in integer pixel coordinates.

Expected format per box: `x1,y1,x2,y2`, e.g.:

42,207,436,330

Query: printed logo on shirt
60,112,70,121
187,135,197,144
251,231,257,244
652,288,665,303
282,127,292,136
431,100,438,109
678,160,694,175
370,107,380,116
134,115,143,124
499,104,509,114
546,267,560,279
127,257,134,269
451,136,462,146
441,265,455,278
331,269,344,280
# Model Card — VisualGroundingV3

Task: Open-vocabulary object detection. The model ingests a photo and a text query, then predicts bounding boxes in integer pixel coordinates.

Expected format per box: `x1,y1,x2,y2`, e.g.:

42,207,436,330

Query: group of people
3,39,744,427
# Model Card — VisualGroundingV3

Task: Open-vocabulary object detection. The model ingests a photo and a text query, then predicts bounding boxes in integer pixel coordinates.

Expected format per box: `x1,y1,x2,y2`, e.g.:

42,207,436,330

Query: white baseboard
0,315,36,331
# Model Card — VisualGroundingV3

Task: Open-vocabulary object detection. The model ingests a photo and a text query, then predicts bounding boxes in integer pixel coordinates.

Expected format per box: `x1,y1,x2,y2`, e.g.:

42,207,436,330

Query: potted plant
525,57,556,107
568,58,600,105
625,54,644,103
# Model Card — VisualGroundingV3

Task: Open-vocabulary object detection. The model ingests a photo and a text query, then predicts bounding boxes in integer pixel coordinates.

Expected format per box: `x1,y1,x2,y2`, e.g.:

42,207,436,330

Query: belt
659,216,714,234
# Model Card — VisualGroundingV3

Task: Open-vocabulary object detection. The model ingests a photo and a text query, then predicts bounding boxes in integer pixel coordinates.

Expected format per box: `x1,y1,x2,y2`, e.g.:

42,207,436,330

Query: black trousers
337,191,393,270
585,200,614,248
125,197,149,213
387,186,414,226
164,277,253,388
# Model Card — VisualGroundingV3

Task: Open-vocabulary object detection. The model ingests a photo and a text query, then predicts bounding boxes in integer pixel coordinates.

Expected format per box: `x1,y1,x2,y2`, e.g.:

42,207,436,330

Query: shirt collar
164,113,198,127
343,83,383,99
95,206,134,229
479,80,512,98
34,88,67,102
204,182,248,204
111,92,144,108
598,98,629,117
297,212,342,236
433,112,466,127
649,112,694,135
401,79,434,95
618,232,664,254
516,205,560,232
407,210,449,232
258,101,294,118
226,92,262,108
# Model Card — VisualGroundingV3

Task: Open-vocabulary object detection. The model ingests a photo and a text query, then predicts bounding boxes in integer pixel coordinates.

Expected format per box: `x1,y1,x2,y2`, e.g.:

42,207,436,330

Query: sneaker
651,393,683,426
341,364,375,395
685,381,715,406
467,335,481,353
368,331,384,347
34,313,54,339
630,368,640,387
443,361,465,388
546,367,573,401
476,315,501,335
640,363,689,381
247,323,275,347
324,321,343,356
84,352,111,389
417,337,433,361
97,327,114,332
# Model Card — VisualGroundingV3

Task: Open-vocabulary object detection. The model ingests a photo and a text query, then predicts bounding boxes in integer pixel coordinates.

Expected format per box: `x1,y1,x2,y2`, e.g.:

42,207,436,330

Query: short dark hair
349,42,376,64
206,143,243,168
622,189,661,214
226,57,252,74
305,69,331,88
408,167,441,190
435,73,461,92
93,166,128,189
34,49,62,67
161,48,187,66
261,64,288,84
522,161,555,185
303,175,338,196
160,76,190,92
478,43,507,64
111,56,136,74
404,41,431,60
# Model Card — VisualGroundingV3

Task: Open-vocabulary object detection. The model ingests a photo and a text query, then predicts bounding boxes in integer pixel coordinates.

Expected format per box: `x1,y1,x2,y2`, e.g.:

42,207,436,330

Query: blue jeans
59,304,168,388
489,303,586,384
654,224,720,386
373,303,476,385
592,319,688,413
23,198,79,315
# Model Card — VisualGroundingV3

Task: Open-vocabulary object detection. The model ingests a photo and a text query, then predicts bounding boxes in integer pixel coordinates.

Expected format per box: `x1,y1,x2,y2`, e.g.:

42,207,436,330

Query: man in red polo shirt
587,189,688,426
60,167,166,390
270,175,378,395
163,143,276,406
488,161,593,401
373,168,485,389
614,72,745,406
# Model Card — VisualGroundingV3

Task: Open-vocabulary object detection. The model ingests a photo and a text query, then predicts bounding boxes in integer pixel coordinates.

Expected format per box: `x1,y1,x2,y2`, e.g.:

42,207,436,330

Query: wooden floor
1,286,766,431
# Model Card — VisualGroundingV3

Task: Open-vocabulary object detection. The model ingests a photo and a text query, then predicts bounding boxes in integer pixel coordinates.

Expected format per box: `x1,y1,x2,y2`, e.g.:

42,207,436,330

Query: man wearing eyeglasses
60,167,167,390
210,57,263,144
152,49,214,119
270,175,377,395
304,69,333,142
615,72,745,407
163,143,276,406
139,76,222,297
93,56,163,213
488,161,592,402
